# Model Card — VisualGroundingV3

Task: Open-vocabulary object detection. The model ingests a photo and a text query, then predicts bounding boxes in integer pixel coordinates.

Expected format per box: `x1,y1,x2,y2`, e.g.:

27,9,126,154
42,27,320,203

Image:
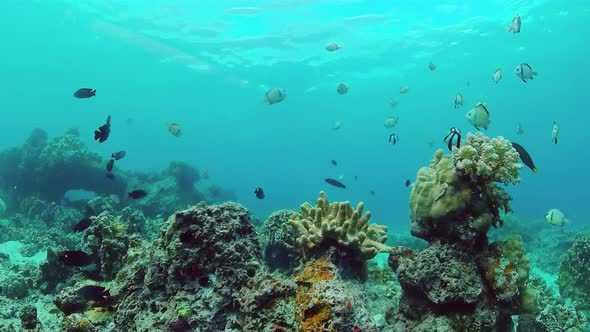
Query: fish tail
533,167,538,173
94,131,100,140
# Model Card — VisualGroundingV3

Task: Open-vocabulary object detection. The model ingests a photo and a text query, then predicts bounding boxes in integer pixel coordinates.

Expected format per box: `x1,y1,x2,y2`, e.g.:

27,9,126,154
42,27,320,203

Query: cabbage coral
452,132,521,185
288,191,392,260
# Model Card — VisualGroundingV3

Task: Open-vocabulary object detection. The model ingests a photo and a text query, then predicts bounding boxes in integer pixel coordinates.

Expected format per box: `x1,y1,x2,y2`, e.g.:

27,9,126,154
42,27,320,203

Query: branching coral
452,132,521,185
288,191,392,260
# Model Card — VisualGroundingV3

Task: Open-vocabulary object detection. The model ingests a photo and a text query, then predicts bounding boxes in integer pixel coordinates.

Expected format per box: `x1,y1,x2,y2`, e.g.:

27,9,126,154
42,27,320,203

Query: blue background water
1,0,588,231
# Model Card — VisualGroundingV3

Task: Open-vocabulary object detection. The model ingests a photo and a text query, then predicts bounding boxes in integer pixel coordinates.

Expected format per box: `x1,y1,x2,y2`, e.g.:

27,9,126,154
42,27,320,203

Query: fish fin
521,78,527,83
532,72,538,76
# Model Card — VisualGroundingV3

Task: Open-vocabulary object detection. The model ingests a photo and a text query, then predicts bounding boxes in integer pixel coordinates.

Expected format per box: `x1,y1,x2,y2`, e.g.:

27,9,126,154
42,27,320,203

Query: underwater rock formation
390,134,531,331
558,235,590,316
259,209,300,273
113,202,263,331
289,192,391,266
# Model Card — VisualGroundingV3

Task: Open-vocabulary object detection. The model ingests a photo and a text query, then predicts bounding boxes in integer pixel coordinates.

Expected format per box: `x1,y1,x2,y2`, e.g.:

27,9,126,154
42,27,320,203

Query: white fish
263,88,287,104
515,63,538,83
454,92,463,108
384,116,399,128
466,102,490,130
492,68,502,83
507,14,522,33
552,122,559,144
517,123,524,135
325,42,341,52
399,86,409,94
545,208,568,226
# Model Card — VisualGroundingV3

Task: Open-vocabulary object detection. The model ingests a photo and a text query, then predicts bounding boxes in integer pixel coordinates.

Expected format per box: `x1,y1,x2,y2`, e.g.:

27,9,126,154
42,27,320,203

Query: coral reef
259,209,300,272
288,191,392,261
389,133,531,331
558,235,590,316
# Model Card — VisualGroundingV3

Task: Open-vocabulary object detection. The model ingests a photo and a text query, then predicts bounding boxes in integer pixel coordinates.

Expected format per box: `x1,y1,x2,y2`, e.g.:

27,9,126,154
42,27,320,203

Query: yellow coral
288,192,392,260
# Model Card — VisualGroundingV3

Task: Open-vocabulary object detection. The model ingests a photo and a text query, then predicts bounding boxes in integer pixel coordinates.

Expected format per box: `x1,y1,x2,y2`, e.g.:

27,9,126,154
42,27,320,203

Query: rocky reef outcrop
389,133,534,331
558,235,590,317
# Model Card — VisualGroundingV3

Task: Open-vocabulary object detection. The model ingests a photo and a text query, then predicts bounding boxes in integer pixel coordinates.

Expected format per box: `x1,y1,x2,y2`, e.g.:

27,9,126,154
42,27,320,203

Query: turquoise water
1,0,588,229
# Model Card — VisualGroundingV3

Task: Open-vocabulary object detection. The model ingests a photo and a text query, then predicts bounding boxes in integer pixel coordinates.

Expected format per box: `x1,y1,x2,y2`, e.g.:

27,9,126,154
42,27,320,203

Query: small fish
466,102,490,130
384,116,399,128
58,250,95,267
347,300,352,310
492,68,502,83
515,63,538,83
389,99,398,108
331,160,337,166
168,123,182,137
128,190,148,199
454,92,463,108
552,122,559,144
517,123,524,135
545,208,568,226
263,88,287,105
443,128,461,151
399,86,409,94
466,81,470,87
254,187,265,199
73,88,96,99
111,151,126,160
511,142,537,173
106,159,114,172
354,175,358,181
332,121,342,130
94,115,111,143
405,179,411,187
105,173,115,181
325,42,341,52
428,62,436,71
507,14,522,33
325,178,346,189
336,83,349,95
427,138,434,148
73,218,92,232
389,133,398,145
77,285,111,302
369,190,375,196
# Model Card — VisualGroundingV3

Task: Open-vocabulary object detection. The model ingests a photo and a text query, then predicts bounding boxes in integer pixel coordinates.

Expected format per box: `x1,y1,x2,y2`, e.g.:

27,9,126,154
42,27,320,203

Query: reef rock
558,235,590,316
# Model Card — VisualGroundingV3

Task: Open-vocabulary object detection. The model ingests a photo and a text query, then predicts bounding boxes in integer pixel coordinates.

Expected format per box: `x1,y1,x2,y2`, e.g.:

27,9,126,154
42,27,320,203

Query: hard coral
260,209,300,272
452,132,521,185
558,235,590,316
288,191,392,260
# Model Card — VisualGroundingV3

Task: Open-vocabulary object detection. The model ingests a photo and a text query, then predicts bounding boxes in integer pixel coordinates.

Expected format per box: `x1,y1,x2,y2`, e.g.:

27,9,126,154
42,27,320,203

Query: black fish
106,159,114,172
336,83,348,95
254,187,265,199
370,190,375,196
331,160,337,166
405,179,411,187
105,173,115,181
128,190,148,199
511,142,538,173
73,88,96,99
325,178,346,189
354,175,358,181
77,285,111,302
73,218,92,232
111,151,126,160
94,115,111,143
58,250,95,267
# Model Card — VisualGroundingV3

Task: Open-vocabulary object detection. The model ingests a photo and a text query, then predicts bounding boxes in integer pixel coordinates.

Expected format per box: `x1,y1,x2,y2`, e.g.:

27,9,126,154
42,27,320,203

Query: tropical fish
168,123,182,137
466,103,490,130
73,88,96,99
106,159,114,172
58,250,95,267
517,123,524,135
325,178,346,189
384,116,399,128
454,92,463,108
507,14,522,33
263,88,287,105
389,133,398,145
428,62,436,71
77,285,111,302
511,142,537,173
389,99,398,108
336,83,349,95
111,151,126,160
552,122,559,144
515,63,538,82
325,42,341,52
254,187,265,199
405,179,411,187
399,86,409,94
492,68,502,83
128,190,148,199
332,121,342,130
73,218,92,232
331,160,337,166
545,209,568,226
94,115,111,143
